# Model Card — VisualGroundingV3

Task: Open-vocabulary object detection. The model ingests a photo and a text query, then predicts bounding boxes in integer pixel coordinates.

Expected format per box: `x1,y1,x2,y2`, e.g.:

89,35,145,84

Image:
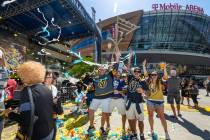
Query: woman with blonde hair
143,60,170,140
5,61,55,140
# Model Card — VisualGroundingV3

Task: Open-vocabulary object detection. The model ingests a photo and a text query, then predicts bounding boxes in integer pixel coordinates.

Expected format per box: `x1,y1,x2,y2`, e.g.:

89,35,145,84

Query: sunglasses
134,71,141,73
151,74,157,76
46,76,53,78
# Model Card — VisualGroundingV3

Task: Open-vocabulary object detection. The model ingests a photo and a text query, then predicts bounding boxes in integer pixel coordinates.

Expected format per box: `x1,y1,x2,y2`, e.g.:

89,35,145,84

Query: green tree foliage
69,57,95,78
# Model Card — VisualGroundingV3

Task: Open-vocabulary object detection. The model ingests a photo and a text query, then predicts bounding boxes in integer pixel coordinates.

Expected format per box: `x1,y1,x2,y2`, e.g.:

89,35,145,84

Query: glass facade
129,10,210,55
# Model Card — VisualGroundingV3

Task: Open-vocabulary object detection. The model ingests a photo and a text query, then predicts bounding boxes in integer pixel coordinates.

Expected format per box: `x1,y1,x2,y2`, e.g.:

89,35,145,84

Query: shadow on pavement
165,114,210,140
198,107,210,116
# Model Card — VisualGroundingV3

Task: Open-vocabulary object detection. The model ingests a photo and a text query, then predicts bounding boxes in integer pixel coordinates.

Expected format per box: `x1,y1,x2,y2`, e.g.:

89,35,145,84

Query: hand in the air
3,108,12,117
142,59,147,66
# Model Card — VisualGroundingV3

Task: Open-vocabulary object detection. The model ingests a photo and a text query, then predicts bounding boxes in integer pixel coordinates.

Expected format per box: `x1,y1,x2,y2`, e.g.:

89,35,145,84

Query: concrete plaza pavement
83,89,210,140
2,89,210,140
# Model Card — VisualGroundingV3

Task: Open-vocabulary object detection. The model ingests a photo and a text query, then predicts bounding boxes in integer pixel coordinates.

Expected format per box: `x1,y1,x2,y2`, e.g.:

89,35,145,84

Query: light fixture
14,33,18,37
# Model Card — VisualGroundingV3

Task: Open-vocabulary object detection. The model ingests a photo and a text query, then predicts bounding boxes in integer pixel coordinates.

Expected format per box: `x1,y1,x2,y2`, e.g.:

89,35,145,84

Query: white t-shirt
50,85,58,98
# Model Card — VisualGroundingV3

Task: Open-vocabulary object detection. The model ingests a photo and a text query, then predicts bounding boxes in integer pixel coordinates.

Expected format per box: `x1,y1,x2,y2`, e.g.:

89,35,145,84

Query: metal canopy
0,0,102,61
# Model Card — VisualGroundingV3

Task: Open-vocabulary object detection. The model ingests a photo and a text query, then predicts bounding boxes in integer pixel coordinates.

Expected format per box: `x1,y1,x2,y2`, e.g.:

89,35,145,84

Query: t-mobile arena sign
152,3,204,14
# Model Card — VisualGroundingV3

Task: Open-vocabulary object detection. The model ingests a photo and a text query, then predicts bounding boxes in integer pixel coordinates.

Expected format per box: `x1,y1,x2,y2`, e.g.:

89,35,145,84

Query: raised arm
142,59,148,78
115,46,121,63
163,63,168,81
126,49,133,71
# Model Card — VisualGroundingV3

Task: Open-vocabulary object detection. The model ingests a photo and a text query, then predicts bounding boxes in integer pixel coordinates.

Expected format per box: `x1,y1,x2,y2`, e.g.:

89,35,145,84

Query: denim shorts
147,100,164,108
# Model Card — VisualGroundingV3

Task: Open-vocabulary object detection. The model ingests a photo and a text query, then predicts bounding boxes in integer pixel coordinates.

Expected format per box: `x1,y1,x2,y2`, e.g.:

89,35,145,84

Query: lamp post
91,7,98,63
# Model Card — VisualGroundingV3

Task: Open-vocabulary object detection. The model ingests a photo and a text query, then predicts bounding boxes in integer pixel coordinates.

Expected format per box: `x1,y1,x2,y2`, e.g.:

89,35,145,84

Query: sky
80,0,210,22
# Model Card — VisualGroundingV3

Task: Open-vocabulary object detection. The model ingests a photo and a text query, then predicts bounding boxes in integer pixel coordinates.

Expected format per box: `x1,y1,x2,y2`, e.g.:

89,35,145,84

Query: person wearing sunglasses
126,66,148,140
142,60,170,140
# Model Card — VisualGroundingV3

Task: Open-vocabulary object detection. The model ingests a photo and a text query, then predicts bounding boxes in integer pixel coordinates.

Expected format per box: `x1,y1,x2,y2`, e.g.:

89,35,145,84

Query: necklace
149,83,158,93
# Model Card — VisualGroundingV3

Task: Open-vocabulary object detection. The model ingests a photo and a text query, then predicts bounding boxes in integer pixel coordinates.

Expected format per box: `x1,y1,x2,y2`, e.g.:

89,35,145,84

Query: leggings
191,94,198,104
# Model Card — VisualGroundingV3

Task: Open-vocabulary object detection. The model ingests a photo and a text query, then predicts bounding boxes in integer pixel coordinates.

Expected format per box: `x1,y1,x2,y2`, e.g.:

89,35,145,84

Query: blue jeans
147,100,164,108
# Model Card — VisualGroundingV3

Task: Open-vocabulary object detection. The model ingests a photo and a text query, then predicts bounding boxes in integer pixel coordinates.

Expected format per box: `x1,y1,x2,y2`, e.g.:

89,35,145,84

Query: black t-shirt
127,75,148,103
93,72,114,99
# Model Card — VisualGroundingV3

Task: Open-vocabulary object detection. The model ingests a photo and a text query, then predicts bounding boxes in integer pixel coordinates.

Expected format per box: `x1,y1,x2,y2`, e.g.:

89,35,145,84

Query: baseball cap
134,67,141,73
122,73,127,77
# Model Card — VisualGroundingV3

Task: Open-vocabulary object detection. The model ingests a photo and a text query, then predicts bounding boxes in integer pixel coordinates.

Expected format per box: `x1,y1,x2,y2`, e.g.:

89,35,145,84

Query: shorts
89,98,111,113
167,94,181,104
109,98,126,115
147,100,164,108
126,103,144,121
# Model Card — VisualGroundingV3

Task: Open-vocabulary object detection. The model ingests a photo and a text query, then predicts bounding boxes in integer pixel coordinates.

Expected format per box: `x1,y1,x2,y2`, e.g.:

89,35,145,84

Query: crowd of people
83,58,171,140
77,53,209,140
0,49,63,140
0,48,209,140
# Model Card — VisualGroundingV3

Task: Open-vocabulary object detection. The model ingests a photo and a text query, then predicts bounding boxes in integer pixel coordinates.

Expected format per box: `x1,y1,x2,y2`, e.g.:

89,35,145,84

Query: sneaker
178,114,182,117
87,126,95,136
206,94,209,97
151,132,158,140
129,133,138,140
139,134,145,140
106,126,111,132
165,133,171,140
100,127,107,136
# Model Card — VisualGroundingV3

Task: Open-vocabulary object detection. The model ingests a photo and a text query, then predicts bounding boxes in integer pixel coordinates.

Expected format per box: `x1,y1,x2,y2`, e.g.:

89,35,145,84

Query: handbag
16,87,35,140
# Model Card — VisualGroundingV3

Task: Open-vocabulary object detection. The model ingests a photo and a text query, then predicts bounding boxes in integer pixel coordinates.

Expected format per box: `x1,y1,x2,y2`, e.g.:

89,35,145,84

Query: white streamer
36,8,61,45
1,0,16,7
